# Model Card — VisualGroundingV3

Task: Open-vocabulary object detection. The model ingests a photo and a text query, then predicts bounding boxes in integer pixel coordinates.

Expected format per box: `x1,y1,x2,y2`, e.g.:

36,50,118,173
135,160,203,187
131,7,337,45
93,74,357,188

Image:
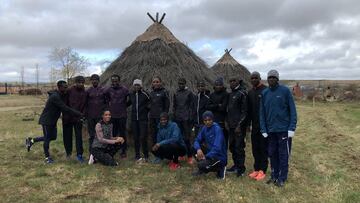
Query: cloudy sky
0,0,359,82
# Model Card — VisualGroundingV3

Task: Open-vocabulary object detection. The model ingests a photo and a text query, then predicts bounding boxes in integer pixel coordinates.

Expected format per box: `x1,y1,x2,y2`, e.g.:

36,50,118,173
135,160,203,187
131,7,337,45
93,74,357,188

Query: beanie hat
133,79,142,86
214,77,224,86
202,111,214,120
267,70,279,80
251,71,261,78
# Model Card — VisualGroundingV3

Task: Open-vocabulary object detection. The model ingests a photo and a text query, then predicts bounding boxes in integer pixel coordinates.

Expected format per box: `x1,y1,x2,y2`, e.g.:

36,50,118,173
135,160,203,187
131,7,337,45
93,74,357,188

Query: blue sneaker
45,157,54,164
151,157,162,164
217,166,226,180
77,154,84,163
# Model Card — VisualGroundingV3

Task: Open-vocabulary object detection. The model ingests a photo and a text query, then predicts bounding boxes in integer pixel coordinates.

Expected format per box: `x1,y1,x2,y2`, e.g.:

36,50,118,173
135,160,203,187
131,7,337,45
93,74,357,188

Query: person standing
173,78,195,164
149,77,170,163
260,69,297,187
104,74,129,159
226,77,248,177
25,80,82,164
90,110,125,166
62,76,87,163
193,81,210,137
247,71,268,181
206,77,229,147
192,111,227,180
128,79,151,162
86,74,106,164
151,112,186,170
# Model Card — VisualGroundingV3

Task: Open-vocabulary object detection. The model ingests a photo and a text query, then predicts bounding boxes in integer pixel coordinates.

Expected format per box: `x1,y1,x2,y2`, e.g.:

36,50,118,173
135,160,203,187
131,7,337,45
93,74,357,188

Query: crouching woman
90,110,125,166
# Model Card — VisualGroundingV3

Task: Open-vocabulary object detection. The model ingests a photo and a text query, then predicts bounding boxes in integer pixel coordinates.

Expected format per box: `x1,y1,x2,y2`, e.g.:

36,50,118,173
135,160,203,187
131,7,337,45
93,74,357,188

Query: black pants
175,120,192,157
251,129,268,172
152,143,186,163
91,144,123,166
132,120,149,159
87,118,100,153
33,125,57,158
63,122,83,156
149,118,160,145
229,128,246,173
218,122,228,149
197,158,224,173
112,117,127,154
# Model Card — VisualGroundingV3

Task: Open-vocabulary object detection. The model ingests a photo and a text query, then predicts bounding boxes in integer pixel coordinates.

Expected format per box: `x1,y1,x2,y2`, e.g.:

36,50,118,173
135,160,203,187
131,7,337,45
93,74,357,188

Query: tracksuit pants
152,143,186,163
192,146,224,174
91,144,123,166
268,132,292,182
251,129,268,173
112,117,127,155
175,120,192,157
63,122,83,156
229,128,246,173
33,125,57,158
87,118,100,153
132,120,149,159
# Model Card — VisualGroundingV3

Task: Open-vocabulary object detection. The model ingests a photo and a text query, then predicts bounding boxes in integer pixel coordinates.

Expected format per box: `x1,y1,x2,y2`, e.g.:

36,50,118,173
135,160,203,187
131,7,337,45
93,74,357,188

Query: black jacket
206,89,228,123
194,91,210,125
39,91,82,126
149,87,170,118
248,84,267,130
128,90,150,121
227,85,247,129
173,88,195,121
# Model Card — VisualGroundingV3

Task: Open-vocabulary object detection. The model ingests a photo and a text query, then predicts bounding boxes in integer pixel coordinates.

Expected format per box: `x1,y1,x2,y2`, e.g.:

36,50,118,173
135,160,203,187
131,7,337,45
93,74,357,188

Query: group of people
25,69,297,187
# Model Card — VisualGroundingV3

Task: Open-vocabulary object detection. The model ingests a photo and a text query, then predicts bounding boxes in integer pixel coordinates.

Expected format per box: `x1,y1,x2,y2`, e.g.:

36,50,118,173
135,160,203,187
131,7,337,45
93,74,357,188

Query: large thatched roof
212,49,251,87
100,13,216,94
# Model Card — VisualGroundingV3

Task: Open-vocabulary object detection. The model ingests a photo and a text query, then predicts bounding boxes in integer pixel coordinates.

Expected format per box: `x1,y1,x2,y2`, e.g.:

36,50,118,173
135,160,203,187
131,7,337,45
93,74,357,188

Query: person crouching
89,110,125,166
192,111,227,180
151,112,186,170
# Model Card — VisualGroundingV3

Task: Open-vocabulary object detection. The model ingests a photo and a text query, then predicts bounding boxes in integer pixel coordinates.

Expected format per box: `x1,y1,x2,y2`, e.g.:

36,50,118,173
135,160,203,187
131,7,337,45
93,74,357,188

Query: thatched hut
100,13,216,94
211,49,251,87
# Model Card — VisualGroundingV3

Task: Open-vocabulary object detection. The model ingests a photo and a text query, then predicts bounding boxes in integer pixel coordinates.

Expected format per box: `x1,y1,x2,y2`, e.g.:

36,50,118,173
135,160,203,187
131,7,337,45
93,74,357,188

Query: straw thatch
100,13,216,94
211,49,251,87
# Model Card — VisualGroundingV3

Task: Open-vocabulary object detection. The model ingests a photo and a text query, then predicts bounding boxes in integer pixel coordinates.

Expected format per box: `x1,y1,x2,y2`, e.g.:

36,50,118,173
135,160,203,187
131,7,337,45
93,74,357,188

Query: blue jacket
260,84,297,133
157,121,186,147
193,122,227,166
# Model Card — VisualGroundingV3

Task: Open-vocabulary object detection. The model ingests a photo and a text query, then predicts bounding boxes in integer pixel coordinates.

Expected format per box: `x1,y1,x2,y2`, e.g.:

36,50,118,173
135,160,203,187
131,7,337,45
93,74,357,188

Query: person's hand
152,143,160,151
115,137,124,144
235,126,241,134
262,133,268,138
288,131,295,138
196,149,205,160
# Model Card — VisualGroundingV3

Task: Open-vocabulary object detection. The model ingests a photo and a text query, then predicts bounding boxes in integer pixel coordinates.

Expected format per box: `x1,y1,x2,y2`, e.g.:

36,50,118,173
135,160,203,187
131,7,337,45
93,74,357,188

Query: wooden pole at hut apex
147,12,166,24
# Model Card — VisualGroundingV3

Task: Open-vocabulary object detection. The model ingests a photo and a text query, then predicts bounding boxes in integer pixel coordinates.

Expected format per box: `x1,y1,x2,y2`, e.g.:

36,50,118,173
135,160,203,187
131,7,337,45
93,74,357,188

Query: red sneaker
178,156,186,161
169,162,181,171
187,157,194,165
249,171,259,179
254,170,266,181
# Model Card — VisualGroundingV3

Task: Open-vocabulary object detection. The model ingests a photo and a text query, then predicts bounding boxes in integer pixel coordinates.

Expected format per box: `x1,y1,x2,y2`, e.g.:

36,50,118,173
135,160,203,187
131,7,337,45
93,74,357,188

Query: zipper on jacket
136,92,139,120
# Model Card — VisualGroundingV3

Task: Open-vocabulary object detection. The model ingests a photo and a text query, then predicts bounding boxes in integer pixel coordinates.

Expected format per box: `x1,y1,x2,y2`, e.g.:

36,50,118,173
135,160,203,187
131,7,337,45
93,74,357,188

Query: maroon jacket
104,86,129,118
62,86,87,124
86,86,106,119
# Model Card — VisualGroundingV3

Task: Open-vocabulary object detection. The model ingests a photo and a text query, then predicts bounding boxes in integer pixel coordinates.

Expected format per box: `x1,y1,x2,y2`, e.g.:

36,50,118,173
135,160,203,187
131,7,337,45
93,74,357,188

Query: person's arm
219,93,228,113
259,91,267,134
287,89,297,131
158,124,181,146
206,126,225,159
206,96,218,111
163,90,170,113
237,92,248,128
172,93,177,116
95,123,117,144
126,93,132,107
193,126,204,151
51,94,82,116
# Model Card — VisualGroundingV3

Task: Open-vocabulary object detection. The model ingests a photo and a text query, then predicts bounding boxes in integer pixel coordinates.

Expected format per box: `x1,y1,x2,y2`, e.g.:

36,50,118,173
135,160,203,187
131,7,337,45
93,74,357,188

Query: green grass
0,95,359,202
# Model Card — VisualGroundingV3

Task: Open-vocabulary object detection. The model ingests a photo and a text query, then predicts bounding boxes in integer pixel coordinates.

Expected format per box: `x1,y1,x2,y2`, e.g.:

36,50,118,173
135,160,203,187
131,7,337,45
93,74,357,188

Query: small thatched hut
211,49,251,87
100,13,216,94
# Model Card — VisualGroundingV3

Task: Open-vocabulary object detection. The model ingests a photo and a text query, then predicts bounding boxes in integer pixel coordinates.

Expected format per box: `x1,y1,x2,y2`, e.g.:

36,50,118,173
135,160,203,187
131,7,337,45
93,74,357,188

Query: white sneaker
88,154,94,165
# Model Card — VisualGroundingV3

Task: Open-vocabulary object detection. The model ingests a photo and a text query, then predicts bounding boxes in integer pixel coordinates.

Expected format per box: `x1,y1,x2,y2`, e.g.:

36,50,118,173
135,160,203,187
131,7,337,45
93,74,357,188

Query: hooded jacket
62,86,87,124
39,90,81,126
260,84,297,133
194,90,210,125
149,87,170,118
156,121,186,147
206,89,228,123
128,89,150,121
227,85,247,129
193,122,227,166
173,87,195,121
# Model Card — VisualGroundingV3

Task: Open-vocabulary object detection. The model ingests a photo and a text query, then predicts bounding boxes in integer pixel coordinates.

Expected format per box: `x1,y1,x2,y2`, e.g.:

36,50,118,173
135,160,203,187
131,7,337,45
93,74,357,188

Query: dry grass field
0,95,359,202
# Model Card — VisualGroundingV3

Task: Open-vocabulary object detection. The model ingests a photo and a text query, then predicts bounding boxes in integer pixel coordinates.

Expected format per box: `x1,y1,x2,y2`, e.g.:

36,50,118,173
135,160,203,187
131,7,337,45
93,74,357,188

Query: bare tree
49,47,90,81
20,66,25,89
49,66,59,89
